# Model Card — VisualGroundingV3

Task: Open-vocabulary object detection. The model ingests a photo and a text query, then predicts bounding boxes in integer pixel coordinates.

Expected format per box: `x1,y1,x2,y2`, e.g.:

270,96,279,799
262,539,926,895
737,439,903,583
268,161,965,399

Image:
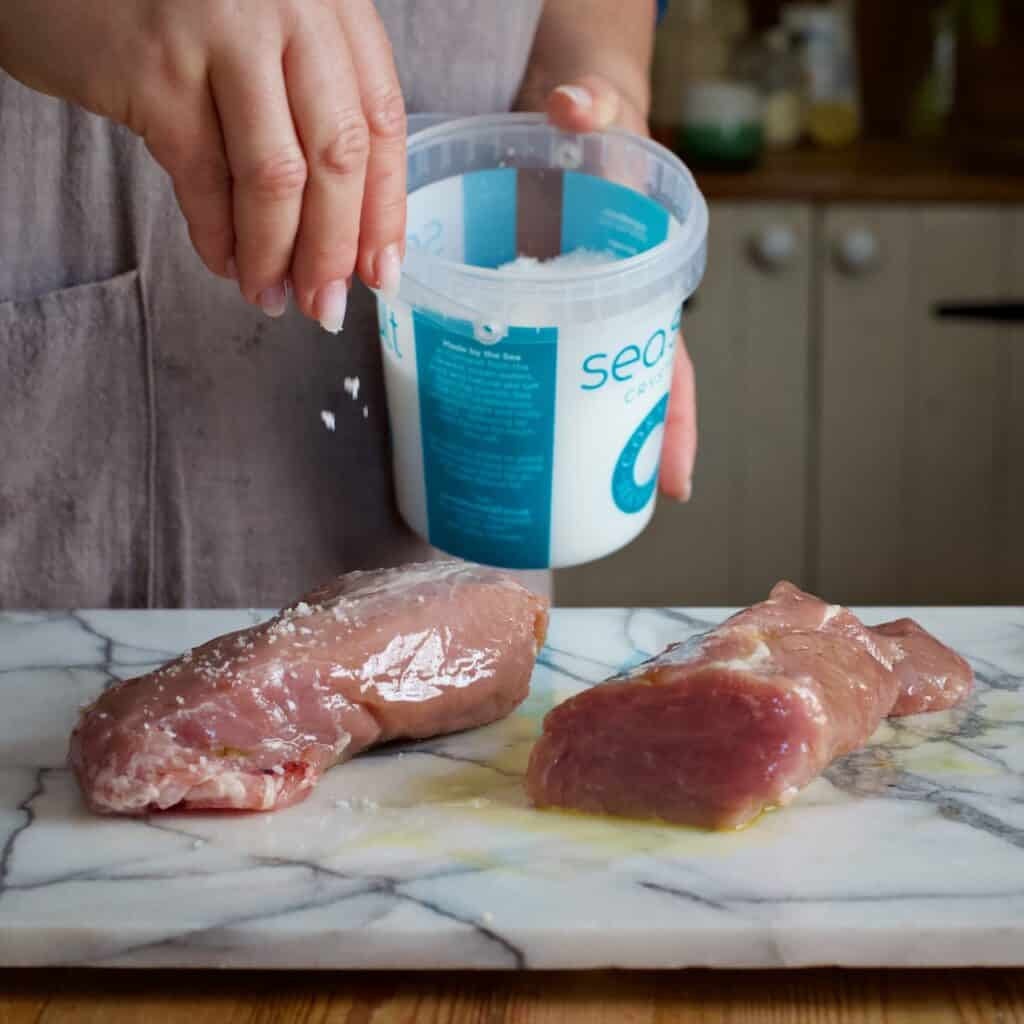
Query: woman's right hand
0,0,407,331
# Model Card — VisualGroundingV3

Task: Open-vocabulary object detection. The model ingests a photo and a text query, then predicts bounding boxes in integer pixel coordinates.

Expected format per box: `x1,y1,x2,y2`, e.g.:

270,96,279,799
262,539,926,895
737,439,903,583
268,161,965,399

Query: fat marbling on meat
526,582,972,830
70,561,549,814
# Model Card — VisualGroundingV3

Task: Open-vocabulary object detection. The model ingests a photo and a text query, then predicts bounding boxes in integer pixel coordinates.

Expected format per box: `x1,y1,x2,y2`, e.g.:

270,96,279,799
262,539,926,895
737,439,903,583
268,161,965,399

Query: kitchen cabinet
557,203,814,608
556,200,1024,608
817,206,1024,605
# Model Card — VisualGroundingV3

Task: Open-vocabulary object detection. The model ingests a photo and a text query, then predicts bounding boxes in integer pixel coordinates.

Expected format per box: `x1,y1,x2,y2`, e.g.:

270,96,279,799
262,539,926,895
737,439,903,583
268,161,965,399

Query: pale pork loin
71,562,549,814
526,582,973,830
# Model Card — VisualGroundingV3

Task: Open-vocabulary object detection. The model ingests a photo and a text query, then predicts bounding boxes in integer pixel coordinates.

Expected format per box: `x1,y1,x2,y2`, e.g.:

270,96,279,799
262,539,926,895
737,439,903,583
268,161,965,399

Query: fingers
337,0,407,299
211,43,306,317
145,83,235,280
659,333,698,501
285,8,371,332
546,73,624,133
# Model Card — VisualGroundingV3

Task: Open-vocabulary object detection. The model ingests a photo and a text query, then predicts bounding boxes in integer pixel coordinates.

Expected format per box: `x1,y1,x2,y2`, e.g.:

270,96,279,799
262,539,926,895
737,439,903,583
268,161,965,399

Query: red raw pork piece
526,582,972,830
71,562,548,814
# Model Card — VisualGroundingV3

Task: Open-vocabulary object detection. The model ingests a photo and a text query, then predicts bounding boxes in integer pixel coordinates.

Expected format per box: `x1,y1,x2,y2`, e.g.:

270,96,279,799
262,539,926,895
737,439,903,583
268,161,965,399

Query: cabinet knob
750,224,798,271
834,228,880,275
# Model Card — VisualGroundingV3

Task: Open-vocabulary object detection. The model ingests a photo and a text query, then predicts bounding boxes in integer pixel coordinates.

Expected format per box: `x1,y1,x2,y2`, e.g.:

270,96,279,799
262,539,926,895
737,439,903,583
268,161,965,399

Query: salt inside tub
375,113,708,570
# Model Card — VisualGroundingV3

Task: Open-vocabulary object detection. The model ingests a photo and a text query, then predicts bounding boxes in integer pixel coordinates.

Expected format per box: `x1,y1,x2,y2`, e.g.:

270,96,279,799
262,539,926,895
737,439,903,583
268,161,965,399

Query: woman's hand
521,73,698,503
0,0,407,332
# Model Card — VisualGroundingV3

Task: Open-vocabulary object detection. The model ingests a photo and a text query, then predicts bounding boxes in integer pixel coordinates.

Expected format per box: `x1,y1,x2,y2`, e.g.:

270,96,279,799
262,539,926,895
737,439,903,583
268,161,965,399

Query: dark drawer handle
933,301,1024,323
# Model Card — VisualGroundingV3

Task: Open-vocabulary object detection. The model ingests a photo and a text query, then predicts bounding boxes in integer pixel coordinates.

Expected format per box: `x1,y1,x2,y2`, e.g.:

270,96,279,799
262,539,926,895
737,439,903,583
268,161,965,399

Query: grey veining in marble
1,605,1023,969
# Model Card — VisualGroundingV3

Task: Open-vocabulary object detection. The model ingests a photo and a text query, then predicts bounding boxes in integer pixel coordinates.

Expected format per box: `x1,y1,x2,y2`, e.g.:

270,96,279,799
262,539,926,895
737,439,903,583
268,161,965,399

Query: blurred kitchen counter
691,140,1024,203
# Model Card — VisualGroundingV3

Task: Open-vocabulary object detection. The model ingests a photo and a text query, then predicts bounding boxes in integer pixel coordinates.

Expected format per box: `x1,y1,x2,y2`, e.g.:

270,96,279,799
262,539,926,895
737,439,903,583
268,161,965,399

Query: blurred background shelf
692,141,1024,203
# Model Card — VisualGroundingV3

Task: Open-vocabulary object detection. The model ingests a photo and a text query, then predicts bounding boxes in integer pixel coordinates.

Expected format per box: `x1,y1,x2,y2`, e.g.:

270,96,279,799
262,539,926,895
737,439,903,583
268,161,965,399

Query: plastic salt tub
375,113,708,570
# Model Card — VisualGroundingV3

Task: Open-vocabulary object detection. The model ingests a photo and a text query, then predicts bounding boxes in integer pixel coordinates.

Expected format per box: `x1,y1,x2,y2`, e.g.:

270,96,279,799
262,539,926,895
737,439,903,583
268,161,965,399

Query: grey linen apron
0,1,548,608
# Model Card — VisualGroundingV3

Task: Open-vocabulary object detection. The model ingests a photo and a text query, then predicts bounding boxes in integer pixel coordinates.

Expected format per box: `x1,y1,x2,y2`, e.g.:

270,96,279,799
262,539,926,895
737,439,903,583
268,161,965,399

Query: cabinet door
556,203,814,608
817,205,1024,605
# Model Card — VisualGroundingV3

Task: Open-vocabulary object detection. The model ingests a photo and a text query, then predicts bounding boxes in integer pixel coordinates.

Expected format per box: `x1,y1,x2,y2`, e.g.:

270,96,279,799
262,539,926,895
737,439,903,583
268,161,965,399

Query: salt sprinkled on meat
69,561,550,815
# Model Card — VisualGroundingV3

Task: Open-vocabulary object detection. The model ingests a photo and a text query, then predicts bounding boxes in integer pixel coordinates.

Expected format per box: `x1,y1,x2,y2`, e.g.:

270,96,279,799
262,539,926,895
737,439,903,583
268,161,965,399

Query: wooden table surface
2,969,1022,1023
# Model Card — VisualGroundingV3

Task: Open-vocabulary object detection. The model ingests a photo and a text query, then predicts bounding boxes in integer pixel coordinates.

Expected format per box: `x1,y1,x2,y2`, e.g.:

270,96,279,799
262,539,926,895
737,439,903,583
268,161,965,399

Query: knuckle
318,113,370,176
140,8,201,91
364,86,407,140
245,148,308,200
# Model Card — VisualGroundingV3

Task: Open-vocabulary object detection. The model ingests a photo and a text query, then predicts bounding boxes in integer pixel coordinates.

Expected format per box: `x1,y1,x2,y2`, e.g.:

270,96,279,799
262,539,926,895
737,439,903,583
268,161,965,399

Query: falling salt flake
469,797,489,810
335,799,352,811
192,839,205,850
320,410,336,432
362,404,369,419
344,376,361,401
482,911,495,924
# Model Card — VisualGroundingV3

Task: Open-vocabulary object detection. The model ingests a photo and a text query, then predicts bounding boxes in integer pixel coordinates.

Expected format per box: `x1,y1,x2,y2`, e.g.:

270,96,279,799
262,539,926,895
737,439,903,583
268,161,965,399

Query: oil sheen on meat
526,582,972,830
71,562,549,814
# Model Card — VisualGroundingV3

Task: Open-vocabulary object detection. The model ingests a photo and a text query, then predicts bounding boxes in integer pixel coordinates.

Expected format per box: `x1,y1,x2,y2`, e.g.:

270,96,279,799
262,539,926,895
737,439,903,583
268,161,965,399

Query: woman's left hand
524,74,698,502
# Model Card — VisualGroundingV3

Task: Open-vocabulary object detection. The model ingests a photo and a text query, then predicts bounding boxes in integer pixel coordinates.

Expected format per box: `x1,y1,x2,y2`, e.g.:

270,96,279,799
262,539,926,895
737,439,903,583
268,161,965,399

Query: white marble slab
1,605,1023,969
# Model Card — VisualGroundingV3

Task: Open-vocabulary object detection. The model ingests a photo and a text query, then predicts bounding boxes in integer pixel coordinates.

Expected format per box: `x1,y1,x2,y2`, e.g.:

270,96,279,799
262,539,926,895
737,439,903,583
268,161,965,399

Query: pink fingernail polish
317,280,348,334
259,282,287,318
377,244,402,300
554,84,593,109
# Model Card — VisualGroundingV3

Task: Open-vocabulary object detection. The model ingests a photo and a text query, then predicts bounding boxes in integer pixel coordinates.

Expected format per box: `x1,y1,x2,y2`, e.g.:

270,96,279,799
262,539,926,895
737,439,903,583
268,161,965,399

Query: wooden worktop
3,968,1023,1021
689,140,1024,203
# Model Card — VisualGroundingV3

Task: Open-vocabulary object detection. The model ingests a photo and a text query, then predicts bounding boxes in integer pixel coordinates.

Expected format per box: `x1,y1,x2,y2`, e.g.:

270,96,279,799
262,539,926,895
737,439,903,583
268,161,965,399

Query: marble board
1,605,1022,969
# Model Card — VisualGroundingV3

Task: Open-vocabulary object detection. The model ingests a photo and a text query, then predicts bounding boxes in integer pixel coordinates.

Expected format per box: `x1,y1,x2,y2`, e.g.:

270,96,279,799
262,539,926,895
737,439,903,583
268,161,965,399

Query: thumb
546,73,623,133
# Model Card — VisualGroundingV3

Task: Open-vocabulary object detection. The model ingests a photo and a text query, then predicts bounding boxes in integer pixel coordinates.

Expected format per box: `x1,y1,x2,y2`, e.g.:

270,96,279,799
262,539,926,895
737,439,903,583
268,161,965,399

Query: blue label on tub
612,394,669,514
561,171,669,258
463,168,518,268
413,310,557,569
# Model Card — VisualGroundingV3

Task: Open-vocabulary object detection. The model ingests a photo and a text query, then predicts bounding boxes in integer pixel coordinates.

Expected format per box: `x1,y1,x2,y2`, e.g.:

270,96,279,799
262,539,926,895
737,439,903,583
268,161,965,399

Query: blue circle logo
612,394,669,514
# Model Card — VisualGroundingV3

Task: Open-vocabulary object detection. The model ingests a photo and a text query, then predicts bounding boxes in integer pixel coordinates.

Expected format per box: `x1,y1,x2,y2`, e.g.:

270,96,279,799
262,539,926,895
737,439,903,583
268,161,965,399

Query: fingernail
317,280,348,334
376,244,402,300
554,84,593,109
226,257,238,280
682,477,693,502
259,282,288,318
